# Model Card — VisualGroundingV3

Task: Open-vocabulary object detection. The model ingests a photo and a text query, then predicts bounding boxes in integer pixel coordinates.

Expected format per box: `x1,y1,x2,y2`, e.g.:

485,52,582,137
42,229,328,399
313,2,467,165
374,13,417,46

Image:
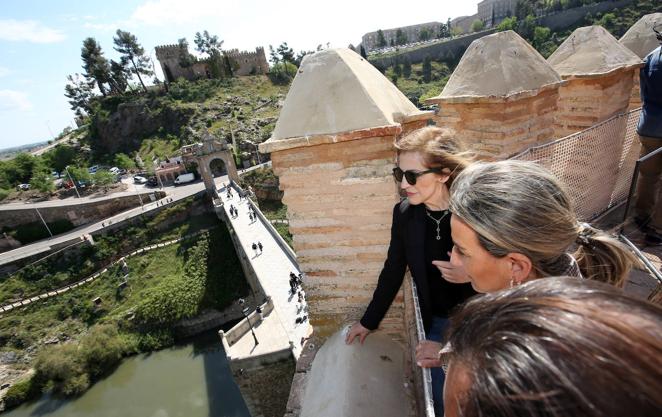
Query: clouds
0,19,66,43
0,90,32,112
0,67,10,77
130,0,238,26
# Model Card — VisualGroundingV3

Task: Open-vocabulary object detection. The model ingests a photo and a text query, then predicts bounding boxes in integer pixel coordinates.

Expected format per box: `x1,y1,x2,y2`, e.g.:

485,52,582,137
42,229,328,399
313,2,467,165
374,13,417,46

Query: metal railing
410,278,436,417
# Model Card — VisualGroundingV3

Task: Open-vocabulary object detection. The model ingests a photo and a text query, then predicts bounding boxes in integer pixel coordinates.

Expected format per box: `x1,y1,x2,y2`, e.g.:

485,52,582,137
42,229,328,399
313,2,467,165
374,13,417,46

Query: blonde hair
449,160,637,287
395,126,475,189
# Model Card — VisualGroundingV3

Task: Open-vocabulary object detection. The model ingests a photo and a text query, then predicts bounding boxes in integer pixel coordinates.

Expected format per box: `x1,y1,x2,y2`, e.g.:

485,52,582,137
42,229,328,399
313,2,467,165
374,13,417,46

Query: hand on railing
415,340,443,368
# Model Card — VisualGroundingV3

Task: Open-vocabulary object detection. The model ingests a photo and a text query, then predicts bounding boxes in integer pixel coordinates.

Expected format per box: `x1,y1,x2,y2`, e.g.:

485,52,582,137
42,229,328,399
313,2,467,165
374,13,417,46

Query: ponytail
574,223,639,287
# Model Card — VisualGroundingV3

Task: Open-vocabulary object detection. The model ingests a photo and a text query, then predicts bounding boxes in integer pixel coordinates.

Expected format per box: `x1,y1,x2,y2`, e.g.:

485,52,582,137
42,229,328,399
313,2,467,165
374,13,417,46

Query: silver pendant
436,235,441,240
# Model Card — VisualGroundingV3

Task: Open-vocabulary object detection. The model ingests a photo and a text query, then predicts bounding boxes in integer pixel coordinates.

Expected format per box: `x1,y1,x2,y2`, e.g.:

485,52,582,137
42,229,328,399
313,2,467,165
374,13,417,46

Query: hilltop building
154,44,268,82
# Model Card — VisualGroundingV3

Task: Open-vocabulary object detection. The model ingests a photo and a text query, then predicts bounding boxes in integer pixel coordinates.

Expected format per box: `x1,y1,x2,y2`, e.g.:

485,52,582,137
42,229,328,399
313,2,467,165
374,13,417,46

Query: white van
174,173,195,185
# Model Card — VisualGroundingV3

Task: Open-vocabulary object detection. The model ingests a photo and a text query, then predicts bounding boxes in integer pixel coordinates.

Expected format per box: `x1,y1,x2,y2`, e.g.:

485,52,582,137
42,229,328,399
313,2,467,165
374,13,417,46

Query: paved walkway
219,185,311,360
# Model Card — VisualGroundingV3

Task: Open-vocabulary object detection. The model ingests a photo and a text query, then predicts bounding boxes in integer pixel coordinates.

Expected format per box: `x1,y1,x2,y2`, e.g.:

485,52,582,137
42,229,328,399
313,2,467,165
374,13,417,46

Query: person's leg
426,316,449,415
635,136,662,228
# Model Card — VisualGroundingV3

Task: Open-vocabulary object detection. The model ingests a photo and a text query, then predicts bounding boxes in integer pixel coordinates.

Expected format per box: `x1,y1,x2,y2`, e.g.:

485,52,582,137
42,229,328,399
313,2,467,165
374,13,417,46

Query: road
0,176,224,267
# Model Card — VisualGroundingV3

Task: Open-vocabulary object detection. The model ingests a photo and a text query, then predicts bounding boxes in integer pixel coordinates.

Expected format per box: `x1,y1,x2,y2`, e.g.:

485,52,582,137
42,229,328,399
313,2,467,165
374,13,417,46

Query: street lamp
64,166,81,199
246,140,261,165
238,298,259,345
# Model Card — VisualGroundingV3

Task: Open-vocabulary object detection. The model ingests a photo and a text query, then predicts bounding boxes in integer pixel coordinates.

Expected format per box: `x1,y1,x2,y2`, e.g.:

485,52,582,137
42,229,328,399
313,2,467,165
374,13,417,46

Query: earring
509,277,520,288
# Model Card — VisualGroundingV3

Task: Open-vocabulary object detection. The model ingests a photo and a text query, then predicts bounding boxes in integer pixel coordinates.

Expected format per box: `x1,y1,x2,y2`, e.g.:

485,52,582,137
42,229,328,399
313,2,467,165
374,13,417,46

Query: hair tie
576,223,592,247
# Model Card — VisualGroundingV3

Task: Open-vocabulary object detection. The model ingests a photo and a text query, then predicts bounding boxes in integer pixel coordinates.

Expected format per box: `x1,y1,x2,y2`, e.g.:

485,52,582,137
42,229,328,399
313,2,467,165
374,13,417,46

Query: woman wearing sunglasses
345,126,477,414
416,160,638,370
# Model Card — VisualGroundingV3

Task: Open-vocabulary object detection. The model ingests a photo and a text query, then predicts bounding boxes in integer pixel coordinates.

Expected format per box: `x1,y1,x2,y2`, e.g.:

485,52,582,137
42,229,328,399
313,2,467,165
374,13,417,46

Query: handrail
410,277,436,417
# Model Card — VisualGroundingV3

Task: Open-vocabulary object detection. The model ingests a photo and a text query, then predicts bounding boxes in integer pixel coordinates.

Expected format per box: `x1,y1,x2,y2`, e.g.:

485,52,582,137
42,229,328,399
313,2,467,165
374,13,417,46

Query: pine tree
113,30,153,92
422,56,432,83
193,30,223,57
377,29,387,48
81,37,111,97
64,74,95,117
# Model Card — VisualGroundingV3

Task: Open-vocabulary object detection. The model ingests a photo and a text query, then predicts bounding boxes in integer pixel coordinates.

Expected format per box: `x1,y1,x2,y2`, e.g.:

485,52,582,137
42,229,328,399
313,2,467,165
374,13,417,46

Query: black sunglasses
392,167,443,185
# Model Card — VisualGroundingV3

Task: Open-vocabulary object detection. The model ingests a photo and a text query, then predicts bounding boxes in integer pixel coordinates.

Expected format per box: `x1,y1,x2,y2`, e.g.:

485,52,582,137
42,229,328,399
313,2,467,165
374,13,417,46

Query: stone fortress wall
154,44,268,82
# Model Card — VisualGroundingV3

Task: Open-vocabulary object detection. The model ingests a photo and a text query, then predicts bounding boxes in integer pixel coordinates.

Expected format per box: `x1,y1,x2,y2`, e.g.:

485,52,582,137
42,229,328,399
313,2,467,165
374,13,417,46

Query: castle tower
260,48,430,339
425,30,564,159
620,13,662,109
154,44,193,82
548,25,643,137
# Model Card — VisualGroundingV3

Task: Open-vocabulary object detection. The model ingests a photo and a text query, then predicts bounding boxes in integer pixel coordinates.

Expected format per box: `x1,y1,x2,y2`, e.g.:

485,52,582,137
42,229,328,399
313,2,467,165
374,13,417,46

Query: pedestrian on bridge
252,242,258,257
257,241,263,254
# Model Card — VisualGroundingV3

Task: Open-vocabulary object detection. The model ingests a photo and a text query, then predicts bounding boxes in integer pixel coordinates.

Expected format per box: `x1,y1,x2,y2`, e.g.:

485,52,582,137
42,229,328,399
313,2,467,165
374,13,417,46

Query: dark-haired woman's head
444,277,662,417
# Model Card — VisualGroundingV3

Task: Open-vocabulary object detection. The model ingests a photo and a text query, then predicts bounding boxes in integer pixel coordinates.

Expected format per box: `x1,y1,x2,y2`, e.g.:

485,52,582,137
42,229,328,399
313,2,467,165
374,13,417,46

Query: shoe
644,229,662,245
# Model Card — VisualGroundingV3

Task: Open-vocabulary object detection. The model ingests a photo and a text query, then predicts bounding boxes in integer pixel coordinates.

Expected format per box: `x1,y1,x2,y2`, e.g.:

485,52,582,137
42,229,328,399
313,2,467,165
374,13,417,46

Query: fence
513,109,641,221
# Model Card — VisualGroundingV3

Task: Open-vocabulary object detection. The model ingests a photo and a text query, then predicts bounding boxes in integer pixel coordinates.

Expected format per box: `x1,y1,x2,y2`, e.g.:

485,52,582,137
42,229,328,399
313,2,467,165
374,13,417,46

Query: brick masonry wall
432,89,560,159
271,135,402,339
554,69,634,138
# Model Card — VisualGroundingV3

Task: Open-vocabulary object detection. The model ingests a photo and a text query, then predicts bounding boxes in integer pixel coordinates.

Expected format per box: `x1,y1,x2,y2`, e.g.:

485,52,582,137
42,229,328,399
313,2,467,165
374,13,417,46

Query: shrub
79,324,126,377
268,62,297,85
34,343,88,396
3,377,39,409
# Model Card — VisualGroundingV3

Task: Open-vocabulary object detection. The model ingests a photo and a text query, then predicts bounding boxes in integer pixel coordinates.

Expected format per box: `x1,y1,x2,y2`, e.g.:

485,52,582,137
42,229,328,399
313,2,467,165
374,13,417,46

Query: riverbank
0,206,250,410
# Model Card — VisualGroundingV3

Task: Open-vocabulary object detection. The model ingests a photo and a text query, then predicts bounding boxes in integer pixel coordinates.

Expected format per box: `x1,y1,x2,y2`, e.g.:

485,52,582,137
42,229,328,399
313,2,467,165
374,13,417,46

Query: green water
3,333,250,417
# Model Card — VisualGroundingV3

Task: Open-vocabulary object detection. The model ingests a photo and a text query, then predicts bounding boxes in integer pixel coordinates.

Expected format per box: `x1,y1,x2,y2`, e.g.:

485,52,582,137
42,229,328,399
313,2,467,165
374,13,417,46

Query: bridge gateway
181,130,240,195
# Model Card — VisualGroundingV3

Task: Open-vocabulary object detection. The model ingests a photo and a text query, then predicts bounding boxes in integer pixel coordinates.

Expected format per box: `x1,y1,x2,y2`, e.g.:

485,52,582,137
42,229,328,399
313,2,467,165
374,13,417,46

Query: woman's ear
439,168,452,183
507,252,533,284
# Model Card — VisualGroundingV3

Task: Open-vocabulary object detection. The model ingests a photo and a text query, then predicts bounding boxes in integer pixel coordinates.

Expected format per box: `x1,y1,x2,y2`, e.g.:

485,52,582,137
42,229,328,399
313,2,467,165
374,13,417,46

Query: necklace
425,209,449,240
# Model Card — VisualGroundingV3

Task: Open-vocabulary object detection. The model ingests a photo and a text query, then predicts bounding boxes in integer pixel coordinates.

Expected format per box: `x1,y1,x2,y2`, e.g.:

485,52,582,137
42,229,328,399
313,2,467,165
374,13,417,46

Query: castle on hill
154,43,269,82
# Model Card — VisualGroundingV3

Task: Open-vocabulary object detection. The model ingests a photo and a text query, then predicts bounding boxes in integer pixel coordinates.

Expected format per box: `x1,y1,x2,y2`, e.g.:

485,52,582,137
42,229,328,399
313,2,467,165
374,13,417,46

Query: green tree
81,37,111,97
395,29,408,45
360,45,368,59
109,60,129,93
497,16,518,31
114,153,135,170
471,19,485,32
193,30,223,57
402,56,412,78
44,145,77,174
29,170,55,193
377,29,387,48
93,170,115,190
177,38,196,68
64,74,95,117
276,42,295,64
268,61,297,85
422,56,432,83
68,166,92,184
533,26,551,49
113,29,153,92
518,14,537,39
438,22,450,38
418,27,432,41
4,153,37,185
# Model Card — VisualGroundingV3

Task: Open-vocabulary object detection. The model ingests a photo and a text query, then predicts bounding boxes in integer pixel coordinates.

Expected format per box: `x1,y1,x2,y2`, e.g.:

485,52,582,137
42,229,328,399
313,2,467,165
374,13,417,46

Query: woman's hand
433,251,470,284
416,340,443,368
345,322,371,345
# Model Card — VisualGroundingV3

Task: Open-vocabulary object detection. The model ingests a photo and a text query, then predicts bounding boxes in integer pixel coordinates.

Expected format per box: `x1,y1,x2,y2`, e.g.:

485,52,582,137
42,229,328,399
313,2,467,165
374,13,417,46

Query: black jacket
360,200,476,333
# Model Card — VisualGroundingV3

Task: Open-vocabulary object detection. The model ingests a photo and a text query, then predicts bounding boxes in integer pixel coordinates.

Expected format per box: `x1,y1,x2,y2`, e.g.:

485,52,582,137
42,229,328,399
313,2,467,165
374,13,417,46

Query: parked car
174,173,195,185
51,171,60,178
133,175,148,184
147,176,159,187
88,165,99,174
16,183,30,191
109,167,121,175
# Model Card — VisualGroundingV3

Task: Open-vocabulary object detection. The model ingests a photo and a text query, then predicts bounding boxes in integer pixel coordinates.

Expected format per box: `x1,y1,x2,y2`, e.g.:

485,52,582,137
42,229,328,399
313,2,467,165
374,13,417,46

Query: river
3,331,250,417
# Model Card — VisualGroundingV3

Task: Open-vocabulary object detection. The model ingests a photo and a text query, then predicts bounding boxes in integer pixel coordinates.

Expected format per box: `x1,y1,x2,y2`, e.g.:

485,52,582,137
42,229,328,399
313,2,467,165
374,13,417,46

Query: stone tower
620,13,662,109
548,25,643,138
259,48,430,340
425,30,564,159
154,44,194,82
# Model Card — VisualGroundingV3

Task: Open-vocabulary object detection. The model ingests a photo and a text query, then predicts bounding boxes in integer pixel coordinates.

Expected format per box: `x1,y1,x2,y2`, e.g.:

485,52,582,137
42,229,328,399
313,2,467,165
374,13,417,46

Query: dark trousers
635,135,662,231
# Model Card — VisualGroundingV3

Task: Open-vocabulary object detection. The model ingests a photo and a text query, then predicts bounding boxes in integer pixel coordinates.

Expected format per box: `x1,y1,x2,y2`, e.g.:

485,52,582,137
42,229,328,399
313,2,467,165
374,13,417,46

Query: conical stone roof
260,48,426,152
620,13,662,59
427,30,563,104
548,25,642,79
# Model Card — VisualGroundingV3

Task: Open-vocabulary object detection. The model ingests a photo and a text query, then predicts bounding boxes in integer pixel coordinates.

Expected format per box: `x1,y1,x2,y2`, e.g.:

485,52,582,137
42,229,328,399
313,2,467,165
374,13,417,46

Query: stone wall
226,48,269,76
1,191,165,231
230,356,295,417
539,0,634,30
368,29,497,68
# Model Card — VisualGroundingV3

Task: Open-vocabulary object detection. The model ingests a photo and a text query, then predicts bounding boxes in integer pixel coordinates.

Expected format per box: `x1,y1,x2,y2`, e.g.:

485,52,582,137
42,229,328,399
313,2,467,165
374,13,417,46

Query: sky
0,0,481,150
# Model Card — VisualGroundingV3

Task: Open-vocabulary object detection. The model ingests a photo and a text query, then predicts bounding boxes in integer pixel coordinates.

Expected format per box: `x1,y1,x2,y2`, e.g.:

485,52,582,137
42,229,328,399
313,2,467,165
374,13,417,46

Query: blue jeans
427,316,449,415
